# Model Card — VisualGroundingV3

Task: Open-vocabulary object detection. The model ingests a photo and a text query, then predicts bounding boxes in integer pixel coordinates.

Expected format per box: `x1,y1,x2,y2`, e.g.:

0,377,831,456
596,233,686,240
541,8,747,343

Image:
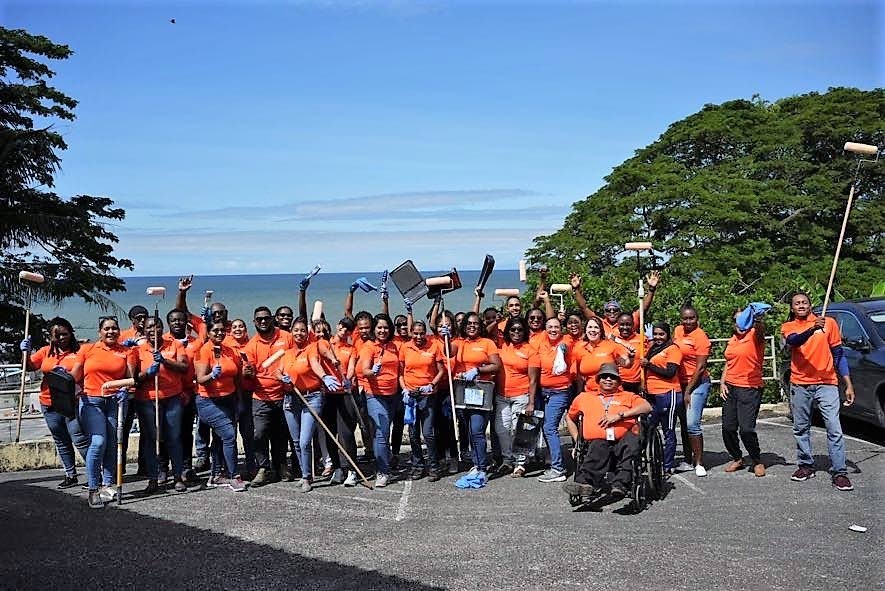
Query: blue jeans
284,391,324,481
408,394,439,471
791,383,847,474
366,395,401,475
196,395,239,477
686,377,711,436
135,397,184,479
465,409,490,471
648,390,683,471
42,404,89,477
79,396,120,490
538,387,570,473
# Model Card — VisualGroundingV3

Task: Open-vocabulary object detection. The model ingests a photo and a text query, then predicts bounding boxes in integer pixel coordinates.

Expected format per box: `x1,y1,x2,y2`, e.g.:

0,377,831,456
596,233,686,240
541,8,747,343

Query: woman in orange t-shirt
194,321,246,491
572,316,630,394
494,316,539,477
454,311,502,477
399,320,445,480
357,313,401,486
222,318,256,478
74,315,138,507
721,308,767,476
134,317,189,494
534,317,575,483
640,322,684,474
673,305,713,477
322,317,360,486
21,317,89,489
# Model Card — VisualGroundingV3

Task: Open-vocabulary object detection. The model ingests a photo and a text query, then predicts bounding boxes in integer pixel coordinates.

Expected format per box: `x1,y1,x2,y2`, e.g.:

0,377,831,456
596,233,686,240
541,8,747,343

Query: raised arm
641,271,660,315
176,275,194,316
570,274,594,320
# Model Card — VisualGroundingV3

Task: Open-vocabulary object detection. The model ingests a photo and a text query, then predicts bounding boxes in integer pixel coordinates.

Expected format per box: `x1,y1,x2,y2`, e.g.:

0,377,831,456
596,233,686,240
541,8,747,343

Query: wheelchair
567,413,664,512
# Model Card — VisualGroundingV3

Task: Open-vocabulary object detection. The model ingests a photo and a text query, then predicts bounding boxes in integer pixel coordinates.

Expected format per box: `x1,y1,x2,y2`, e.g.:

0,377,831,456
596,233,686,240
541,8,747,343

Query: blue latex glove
644,324,653,339
19,338,31,352
438,325,451,338
419,384,433,395
558,343,567,353
343,378,353,391
322,375,341,391
401,388,412,397
371,362,382,376
200,305,211,325
210,365,222,380
403,297,413,313
463,368,479,381
114,388,129,403
380,285,389,300
403,392,416,425
145,362,161,377
122,338,139,347
152,350,163,363
281,374,292,385
299,275,311,291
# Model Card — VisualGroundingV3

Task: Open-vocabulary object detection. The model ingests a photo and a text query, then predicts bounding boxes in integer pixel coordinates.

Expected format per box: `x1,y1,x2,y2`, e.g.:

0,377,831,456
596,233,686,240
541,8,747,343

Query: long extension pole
821,168,859,317
439,295,462,456
14,285,33,443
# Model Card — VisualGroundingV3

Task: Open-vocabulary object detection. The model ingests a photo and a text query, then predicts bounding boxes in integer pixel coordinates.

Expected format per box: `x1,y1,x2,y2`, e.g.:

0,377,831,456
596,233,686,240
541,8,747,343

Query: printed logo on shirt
516,351,529,359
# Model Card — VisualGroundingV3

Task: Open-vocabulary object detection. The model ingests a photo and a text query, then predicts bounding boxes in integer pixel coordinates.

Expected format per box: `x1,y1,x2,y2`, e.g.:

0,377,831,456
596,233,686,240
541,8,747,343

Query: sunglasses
98,315,118,323
254,316,273,322
599,374,618,380
466,321,481,326
509,326,525,332
604,308,620,313
528,316,543,321
395,322,408,327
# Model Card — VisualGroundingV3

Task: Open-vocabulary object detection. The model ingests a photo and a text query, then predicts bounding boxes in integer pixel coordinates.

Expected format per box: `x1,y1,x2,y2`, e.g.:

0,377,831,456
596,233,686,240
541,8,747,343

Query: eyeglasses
604,308,620,313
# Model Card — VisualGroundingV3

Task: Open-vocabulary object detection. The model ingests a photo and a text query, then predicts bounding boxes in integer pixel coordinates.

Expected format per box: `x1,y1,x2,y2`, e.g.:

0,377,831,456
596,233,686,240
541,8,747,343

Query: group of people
20,266,858,508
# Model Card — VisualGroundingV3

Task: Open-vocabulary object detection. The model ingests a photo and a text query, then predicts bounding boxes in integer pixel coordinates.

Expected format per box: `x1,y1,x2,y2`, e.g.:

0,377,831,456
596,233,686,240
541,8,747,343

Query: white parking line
672,473,705,495
756,418,885,448
395,480,412,521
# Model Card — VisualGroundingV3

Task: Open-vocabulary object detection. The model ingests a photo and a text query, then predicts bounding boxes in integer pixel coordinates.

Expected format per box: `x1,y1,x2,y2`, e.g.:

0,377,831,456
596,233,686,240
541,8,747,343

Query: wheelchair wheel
647,426,664,500
631,476,648,512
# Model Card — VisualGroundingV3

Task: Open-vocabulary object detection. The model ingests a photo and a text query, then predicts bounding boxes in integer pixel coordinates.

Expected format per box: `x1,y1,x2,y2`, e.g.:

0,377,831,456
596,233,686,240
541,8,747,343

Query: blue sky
5,0,882,275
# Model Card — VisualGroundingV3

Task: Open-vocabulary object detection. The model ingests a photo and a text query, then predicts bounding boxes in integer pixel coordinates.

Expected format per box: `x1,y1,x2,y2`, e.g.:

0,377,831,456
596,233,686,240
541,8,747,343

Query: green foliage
1,28,132,358
527,87,885,306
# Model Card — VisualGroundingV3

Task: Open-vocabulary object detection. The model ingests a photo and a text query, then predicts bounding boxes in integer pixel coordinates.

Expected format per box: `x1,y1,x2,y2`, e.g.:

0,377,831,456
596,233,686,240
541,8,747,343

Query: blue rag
355,277,378,293
403,392,416,425
736,302,772,331
455,471,488,489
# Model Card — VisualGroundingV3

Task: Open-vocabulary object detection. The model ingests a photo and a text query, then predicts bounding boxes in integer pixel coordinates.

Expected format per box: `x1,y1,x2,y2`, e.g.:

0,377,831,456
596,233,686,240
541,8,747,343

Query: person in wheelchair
563,363,652,499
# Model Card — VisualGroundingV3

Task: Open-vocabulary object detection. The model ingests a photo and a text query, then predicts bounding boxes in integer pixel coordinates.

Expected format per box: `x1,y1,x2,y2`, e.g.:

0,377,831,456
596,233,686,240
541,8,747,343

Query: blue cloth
354,277,378,293
403,392,416,425
455,470,488,489
736,302,771,331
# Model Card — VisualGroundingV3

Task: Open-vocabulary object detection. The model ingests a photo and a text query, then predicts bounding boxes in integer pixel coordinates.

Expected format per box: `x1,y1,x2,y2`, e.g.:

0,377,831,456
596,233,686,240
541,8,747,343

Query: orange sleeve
826,317,841,348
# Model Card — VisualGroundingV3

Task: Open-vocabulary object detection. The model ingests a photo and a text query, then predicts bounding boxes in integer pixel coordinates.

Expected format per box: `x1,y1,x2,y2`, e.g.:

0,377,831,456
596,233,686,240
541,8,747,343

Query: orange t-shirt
724,328,765,388
533,335,573,390
323,340,354,394
645,343,683,395
279,342,324,393
398,339,444,391
781,314,840,385
30,347,81,406
135,338,186,400
359,341,400,396
222,334,249,352
599,310,640,339
119,327,143,343
528,330,547,349
80,341,138,397
572,339,628,389
195,341,241,398
568,388,644,441
673,325,711,383
242,329,295,401
453,337,498,378
610,333,644,383
497,341,540,397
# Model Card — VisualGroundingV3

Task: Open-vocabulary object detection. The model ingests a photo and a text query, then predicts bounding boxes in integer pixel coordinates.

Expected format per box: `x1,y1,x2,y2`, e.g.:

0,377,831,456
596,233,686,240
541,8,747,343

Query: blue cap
604,300,621,311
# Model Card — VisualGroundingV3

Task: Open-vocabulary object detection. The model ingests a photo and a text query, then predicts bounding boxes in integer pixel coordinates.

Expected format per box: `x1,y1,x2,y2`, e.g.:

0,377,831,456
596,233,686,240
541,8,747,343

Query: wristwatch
618,411,625,419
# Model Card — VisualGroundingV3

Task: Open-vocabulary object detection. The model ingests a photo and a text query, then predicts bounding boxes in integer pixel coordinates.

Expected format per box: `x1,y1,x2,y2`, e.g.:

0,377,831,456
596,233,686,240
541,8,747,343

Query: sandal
511,465,526,478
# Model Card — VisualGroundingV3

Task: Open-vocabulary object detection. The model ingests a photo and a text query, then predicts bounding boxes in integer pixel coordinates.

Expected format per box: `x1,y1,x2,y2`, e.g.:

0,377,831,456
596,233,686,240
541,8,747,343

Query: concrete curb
0,403,791,472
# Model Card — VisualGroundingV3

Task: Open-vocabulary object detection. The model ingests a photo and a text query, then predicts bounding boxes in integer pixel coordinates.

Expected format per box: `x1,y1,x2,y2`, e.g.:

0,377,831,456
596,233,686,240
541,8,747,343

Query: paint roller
426,275,453,288
494,288,521,298
102,378,136,392
18,271,45,284
549,284,572,293
518,260,527,283
624,241,653,252
843,142,879,156
14,270,45,442
312,300,324,321
261,349,286,369
146,286,166,297
625,241,654,391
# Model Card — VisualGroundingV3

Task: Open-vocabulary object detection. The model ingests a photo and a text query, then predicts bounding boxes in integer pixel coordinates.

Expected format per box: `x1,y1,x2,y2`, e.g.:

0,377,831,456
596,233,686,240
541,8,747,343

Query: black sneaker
58,475,78,489
609,484,627,499
88,490,106,509
832,474,854,491
141,479,160,495
193,457,210,472
562,482,596,497
791,466,816,482
410,468,426,481
427,470,442,482
173,478,188,493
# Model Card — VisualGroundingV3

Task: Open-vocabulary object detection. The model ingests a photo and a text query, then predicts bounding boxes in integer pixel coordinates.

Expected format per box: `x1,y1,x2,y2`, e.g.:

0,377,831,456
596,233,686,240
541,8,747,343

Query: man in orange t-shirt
781,292,855,491
563,363,651,498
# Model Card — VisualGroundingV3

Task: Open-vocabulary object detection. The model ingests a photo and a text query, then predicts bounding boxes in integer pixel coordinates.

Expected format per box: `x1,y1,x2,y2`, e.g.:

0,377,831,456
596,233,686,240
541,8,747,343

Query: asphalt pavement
1,417,882,590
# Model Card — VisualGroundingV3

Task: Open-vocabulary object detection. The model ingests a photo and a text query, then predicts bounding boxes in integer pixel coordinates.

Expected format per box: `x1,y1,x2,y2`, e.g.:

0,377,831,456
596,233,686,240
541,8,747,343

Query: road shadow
0,476,444,591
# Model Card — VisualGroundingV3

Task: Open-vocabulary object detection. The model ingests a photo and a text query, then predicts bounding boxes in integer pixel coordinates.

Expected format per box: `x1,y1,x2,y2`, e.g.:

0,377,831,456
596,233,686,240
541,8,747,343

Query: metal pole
14,286,32,443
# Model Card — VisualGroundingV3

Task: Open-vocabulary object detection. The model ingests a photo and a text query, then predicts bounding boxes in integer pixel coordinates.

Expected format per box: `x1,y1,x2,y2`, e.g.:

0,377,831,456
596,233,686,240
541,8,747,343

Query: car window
869,311,885,340
828,311,867,343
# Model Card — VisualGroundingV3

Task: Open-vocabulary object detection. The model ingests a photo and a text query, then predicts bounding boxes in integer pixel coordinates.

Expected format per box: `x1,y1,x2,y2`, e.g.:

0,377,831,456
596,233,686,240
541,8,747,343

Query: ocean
32,270,523,335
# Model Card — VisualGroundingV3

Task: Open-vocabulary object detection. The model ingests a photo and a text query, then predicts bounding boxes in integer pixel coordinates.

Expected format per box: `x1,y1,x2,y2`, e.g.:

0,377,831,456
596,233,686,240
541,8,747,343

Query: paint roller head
494,288,521,298
843,142,879,156
18,271,45,284
624,242,653,252
260,349,286,369
311,300,324,321
101,378,136,391
204,290,214,298
425,276,453,288
146,286,166,297
518,260,527,283
550,283,573,294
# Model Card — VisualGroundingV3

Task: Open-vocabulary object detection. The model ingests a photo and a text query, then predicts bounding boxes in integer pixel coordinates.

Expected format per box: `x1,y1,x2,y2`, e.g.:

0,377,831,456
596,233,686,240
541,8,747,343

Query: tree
526,88,884,313
1,27,132,357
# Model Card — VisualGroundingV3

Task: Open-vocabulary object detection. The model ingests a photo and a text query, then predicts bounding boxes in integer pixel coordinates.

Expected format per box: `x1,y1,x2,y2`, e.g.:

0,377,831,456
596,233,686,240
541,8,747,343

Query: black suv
780,298,885,429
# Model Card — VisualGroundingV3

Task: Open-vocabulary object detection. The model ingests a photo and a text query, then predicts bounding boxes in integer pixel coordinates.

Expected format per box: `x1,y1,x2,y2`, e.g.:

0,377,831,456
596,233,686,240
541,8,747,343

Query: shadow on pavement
0,476,443,591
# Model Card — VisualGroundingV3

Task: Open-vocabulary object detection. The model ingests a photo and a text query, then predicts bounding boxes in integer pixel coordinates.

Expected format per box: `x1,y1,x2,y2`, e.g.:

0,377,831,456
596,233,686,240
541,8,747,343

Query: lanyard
600,394,616,414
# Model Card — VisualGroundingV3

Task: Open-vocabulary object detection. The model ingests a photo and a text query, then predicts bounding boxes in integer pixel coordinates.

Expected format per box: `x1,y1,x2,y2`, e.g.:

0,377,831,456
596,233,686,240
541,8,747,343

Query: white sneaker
375,473,389,488
675,461,694,473
343,471,358,487
695,464,707,477
98,485,118,502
